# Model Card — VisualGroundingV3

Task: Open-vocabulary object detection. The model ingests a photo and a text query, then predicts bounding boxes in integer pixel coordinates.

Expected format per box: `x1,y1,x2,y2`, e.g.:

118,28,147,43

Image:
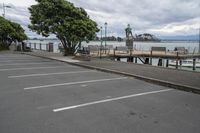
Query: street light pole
100,26,103,59
2,3,11,18
199,27,200,54
104,22,107,54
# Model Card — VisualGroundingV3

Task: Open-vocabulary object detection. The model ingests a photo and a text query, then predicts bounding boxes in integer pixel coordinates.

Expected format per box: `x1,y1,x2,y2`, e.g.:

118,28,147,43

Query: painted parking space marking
8,70,96,78
0,66,73,71
0,62,57,66
53,89,173,112
24,77,128,90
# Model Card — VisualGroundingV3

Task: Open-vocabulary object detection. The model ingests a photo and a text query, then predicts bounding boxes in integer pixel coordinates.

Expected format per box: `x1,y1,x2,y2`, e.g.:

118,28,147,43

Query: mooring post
166,59,169,67
193,58,196,71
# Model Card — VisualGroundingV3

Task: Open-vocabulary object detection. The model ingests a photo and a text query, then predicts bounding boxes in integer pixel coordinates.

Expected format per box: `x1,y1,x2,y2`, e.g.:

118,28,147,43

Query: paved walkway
24,51,200,93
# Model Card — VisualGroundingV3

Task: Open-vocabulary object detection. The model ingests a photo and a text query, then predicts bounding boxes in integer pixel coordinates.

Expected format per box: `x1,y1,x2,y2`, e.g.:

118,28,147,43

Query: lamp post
199,27,200,54
100,26,103,59
2,3,11,18
104,22,107,54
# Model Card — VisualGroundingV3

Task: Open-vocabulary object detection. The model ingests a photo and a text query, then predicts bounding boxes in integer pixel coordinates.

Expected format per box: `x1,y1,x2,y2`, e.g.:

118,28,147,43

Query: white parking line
8,70,96,78
0,66,71,71
53,89,173,112
0,62,56,66
0,61,13,63
24,77,128,90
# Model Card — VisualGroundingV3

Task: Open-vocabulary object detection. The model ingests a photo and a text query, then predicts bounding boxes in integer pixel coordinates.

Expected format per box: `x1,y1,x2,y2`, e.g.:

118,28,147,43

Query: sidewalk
24,51,200,94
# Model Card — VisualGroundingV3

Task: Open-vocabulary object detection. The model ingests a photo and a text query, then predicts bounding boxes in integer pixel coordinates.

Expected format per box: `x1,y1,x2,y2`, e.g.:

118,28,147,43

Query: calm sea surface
25,40,200,53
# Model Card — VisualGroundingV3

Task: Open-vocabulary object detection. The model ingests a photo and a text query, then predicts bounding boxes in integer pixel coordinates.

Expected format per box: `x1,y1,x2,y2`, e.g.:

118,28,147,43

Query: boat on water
169,59,200,68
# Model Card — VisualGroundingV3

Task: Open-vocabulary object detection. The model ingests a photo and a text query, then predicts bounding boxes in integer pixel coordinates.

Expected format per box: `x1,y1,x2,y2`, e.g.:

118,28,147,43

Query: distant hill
159,35,199,41
134,33,160,42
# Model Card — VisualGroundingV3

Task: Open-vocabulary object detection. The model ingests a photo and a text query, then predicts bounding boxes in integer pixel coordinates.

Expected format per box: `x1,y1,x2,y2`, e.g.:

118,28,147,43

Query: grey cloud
71,0,200,36
3,0,200,38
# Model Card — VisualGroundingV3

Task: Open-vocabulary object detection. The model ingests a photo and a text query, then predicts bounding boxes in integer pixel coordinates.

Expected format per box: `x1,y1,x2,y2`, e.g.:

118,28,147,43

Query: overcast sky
0,0,199,38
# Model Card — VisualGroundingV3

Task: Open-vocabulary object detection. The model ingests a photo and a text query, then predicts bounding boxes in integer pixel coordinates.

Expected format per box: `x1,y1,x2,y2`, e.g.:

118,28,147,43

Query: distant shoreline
27,38,199,43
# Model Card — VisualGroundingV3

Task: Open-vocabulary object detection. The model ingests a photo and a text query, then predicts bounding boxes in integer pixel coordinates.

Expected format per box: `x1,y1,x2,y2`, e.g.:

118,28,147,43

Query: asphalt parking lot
0,53,200,133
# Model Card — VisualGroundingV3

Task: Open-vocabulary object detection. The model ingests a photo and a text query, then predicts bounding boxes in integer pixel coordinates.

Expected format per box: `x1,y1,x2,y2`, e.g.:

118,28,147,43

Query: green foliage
29,0,99,56
0,16,27,50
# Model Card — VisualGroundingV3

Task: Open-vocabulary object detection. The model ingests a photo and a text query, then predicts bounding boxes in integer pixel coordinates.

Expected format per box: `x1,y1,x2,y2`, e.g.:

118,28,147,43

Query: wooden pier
83,48,200,71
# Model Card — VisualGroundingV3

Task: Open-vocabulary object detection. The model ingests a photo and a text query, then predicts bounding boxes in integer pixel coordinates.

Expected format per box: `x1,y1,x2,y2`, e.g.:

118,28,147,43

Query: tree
29,0,99,56
0,16,27,50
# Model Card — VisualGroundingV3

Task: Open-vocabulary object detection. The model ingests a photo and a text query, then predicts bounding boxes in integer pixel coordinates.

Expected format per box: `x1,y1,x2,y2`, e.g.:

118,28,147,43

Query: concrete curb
24,52,200,94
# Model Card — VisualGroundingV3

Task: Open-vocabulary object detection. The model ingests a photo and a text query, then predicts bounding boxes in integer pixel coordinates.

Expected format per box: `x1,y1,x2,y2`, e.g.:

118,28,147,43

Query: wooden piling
166,59,169,67
150,50,153,65
34,43,36,50
29,43,31,49
40,43,42,50
117,57,121,61
176,52,179,69
158,58,163,66
135,57,137,63
130,57,134,62
179,60,182,69
145,58,150,64
193,58,196,71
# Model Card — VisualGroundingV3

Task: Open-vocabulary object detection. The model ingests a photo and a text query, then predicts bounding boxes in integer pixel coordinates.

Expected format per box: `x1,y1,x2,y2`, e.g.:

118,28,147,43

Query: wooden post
193,58,196,71
46,44,49,52
114,48,116,57
100,47,102,59
145,58,150,64
176,52,179,69
117,57,121,61
130,57,134,62
40,43,42,50
135,57,137,63
150,50,153,65
176,59,178,69
34,43,36,50
158,58,163,66
179,60,182,69
166,59,169,67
